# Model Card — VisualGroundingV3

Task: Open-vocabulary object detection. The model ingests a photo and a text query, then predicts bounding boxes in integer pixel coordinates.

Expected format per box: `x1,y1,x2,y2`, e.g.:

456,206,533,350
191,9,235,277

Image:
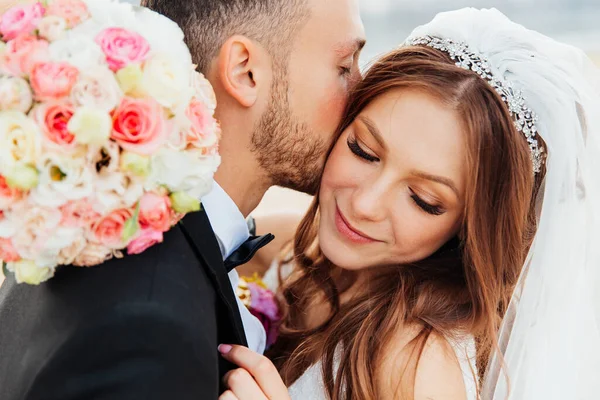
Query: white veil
406,9,600,399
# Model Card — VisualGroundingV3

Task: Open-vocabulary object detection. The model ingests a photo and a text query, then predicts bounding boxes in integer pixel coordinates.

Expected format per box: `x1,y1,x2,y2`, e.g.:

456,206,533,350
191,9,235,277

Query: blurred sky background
358,0,600,61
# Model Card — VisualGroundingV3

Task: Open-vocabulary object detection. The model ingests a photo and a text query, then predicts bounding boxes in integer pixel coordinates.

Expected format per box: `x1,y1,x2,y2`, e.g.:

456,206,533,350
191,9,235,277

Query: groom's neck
213,150,271,218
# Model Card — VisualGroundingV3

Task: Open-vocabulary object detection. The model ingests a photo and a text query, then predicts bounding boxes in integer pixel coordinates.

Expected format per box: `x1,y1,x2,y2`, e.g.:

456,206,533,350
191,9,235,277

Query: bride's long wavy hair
267,46,546,399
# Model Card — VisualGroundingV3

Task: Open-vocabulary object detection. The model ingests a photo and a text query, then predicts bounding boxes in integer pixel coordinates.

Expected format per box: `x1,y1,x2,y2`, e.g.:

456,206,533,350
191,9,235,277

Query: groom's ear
216,35,267,108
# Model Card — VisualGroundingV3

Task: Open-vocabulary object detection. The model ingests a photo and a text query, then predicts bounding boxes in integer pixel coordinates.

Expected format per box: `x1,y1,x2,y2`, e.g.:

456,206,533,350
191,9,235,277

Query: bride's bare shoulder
378,326,467,400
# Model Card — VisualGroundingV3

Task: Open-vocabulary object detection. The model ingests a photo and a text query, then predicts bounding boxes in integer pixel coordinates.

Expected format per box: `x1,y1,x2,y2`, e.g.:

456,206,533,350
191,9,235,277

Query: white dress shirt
201,181,267,354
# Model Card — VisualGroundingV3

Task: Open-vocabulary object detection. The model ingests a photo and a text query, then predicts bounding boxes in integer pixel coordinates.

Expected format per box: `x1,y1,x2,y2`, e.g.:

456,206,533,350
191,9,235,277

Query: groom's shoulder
0,224,221,399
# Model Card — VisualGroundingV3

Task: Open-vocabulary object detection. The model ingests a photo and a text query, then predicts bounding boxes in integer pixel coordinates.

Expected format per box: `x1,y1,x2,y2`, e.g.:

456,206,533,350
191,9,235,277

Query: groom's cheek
305,78,349,139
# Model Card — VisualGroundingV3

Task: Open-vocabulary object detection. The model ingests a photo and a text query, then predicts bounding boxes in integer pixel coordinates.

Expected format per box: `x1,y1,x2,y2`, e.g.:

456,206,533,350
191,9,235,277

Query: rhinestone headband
407,36,544,174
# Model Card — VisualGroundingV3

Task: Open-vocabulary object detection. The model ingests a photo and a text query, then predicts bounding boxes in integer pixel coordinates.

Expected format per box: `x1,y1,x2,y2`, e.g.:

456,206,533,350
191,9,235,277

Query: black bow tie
224,234,275,272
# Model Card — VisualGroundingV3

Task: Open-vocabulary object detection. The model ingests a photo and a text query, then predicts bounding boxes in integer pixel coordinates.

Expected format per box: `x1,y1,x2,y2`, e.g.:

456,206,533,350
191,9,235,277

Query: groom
0,0,365,398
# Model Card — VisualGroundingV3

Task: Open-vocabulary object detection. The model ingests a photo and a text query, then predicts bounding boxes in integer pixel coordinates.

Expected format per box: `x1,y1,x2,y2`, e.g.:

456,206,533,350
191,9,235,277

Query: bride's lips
334,206,377,244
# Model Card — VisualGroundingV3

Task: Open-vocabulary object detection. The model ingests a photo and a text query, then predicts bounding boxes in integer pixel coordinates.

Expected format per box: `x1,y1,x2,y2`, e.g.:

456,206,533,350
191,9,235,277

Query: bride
218,8,600,400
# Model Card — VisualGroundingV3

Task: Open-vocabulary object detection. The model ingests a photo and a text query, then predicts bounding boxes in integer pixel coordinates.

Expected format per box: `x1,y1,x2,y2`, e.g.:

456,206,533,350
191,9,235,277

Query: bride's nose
349,177,390,223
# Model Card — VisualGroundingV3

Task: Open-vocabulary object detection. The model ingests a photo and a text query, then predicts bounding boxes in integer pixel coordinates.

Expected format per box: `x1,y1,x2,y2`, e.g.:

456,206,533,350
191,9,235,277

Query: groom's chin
273,164,323,196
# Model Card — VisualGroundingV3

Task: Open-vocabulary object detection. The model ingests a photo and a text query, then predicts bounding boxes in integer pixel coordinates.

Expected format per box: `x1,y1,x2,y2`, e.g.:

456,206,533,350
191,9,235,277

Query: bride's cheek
323,141,363,190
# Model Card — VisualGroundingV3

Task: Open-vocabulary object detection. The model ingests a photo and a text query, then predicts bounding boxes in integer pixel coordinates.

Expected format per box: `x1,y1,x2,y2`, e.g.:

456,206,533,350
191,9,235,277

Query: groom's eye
339,66,352,76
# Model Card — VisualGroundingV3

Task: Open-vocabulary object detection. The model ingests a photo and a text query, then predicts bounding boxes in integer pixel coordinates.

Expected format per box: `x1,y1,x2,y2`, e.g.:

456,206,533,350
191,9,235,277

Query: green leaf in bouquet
170,191,201,214
2,261,9,278
122,202,141,243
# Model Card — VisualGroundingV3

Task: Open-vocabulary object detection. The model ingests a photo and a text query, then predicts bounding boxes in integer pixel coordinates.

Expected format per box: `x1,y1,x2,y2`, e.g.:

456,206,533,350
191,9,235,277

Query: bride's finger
223,368,268,400
219,344,289,399
219,390,239,400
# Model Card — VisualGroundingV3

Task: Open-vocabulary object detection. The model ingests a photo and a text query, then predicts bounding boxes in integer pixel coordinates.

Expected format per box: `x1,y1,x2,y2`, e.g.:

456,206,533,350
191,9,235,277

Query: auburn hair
267,46,546,399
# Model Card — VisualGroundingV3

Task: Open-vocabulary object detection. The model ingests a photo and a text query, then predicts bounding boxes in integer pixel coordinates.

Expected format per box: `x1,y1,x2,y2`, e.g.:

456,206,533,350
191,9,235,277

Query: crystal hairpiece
407,36,544,174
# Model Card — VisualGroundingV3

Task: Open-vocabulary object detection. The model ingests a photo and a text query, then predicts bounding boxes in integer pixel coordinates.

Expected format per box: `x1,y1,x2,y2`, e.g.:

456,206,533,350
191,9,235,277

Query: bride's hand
218,344,291,400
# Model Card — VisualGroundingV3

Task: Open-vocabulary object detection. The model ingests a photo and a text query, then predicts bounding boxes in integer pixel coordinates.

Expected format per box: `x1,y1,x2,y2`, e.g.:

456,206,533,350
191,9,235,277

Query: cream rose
0,111,42,172
70,66,123,112
141,54,191,110
49,33,106,71
72,242,113,267
56,233,86,265
37,15,67,42
68,107,112,146
0,76,33,113
9,203,79,268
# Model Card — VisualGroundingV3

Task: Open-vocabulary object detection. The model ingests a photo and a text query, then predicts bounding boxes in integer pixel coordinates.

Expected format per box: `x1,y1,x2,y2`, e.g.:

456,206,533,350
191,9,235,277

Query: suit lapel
179,210,248,347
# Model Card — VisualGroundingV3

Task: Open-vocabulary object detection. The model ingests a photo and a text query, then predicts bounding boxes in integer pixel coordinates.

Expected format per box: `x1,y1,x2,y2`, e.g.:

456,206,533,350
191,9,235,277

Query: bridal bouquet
0,0,221,285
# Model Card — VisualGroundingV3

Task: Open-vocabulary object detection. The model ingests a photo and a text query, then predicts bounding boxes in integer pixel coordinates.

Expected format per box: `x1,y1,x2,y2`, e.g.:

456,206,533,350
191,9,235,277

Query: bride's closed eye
409,188,445,216
347,136,380,162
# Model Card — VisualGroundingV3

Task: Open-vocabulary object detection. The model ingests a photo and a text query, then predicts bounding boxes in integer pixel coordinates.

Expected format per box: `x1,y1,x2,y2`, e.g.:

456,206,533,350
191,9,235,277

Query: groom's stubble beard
251,65,327,195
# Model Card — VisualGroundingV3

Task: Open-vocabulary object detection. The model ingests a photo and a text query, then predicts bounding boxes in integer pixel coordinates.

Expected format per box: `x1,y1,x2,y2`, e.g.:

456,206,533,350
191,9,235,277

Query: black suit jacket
0,210,247,400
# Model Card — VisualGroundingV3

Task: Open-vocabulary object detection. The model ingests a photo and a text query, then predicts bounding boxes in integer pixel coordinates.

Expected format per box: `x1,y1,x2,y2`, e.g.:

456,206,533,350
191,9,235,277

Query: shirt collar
201,181,250,260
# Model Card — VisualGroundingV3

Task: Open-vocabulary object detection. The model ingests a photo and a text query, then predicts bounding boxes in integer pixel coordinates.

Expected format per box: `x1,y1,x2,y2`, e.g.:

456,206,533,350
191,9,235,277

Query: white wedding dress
263,261,479,400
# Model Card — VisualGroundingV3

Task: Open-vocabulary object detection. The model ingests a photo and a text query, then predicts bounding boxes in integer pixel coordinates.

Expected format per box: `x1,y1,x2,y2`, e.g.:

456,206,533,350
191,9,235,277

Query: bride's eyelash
409,190,445,216
347,137,380,162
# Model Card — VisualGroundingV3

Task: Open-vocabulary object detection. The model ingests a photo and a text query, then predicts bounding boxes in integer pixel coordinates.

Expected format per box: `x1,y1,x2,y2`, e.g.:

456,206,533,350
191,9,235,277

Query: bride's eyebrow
356,116,385,148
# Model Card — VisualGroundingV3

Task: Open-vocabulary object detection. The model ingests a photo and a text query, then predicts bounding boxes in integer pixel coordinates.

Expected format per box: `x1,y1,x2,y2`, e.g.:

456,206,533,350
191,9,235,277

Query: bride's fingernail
218,344,232,354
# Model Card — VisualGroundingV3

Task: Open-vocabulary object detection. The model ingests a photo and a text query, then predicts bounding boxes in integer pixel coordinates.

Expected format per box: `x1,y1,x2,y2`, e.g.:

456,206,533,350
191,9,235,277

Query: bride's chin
318,231,368,271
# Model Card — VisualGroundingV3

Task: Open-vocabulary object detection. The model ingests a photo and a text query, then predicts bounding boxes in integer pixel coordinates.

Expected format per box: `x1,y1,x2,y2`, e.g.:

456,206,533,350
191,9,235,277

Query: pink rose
92,208,132,248
126,228,163,255
3,35,49,76
0,2,45,41
30,62,79,101
34,101,76,147
111,97,167,155
0,237,20,262
139,192,172,232
45,0,89,28
185,99,219,148
0,175,23,209
60,199,101,228
95,27,150,72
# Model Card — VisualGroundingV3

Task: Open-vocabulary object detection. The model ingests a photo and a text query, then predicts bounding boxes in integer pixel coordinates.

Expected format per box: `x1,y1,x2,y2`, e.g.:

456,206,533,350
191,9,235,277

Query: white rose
70,66,123,112
0,213,16,238
92,172,144,214
141,54,192,110
30,154,94,208
77,0,139,34
49,33,106,71
0,76,33,113
190,69,217,111
0,111,42,173
8,204,77,268
7,259,55,285
37,15,67,42
148,148,220,199
57,233,87,265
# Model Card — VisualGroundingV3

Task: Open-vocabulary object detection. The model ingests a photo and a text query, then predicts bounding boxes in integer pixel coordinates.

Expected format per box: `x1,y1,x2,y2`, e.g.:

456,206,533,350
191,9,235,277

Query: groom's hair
141,0,310,74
